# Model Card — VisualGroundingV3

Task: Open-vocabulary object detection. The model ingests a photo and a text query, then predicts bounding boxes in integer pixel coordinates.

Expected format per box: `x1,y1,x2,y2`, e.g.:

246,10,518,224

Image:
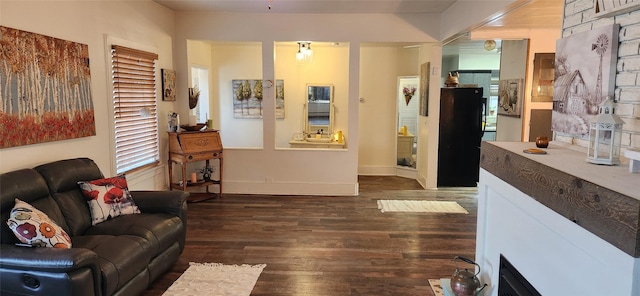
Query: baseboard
358,165,397,176
223,180,359,196
396,166,417,179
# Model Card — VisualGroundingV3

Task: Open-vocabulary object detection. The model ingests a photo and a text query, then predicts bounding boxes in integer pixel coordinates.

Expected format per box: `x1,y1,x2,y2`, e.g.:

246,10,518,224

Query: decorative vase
405,95,412,105
445,72,459,87
188,87,200,109
535,136,549,148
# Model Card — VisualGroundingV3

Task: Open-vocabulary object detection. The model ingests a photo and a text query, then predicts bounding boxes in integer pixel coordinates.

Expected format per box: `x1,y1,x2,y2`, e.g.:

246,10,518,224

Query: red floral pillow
78,175,140,225
6,198,72,248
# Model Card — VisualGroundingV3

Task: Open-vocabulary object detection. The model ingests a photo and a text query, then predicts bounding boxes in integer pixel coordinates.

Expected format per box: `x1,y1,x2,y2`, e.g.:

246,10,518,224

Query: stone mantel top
480,141,640,257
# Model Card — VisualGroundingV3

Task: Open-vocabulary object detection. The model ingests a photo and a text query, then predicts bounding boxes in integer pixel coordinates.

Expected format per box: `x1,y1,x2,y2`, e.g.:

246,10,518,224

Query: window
111,45,159,174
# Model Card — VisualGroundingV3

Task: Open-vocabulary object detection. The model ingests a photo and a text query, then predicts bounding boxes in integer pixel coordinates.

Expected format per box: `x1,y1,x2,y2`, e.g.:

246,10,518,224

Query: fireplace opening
498,255,541,296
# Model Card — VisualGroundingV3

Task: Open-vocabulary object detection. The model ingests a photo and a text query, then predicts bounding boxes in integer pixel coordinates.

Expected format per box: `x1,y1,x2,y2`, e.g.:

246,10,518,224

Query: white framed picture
498,78,523,117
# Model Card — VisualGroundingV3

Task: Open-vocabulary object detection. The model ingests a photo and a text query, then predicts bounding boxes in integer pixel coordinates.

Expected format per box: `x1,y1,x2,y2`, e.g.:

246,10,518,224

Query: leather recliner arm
131,190,188,219
0,244,101,296
130,190,189,253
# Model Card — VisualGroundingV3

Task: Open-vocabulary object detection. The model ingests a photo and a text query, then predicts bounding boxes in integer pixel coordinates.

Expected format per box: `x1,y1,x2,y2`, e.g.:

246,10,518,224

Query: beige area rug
377,200,468,214
162,262,266,296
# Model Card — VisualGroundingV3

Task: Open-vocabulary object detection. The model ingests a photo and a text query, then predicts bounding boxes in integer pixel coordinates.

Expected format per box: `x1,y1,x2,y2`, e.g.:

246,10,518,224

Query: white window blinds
111,45,160,174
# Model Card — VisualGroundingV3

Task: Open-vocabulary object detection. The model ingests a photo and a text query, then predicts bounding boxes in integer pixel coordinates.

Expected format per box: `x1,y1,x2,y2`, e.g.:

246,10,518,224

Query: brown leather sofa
0,158,188,296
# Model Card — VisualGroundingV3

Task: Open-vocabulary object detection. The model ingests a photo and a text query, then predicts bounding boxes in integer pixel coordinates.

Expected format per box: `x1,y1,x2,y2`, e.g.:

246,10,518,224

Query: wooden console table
168,130,222,202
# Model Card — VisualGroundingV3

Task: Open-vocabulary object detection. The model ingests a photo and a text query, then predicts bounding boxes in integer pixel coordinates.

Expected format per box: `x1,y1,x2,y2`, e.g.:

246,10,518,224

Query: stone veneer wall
558,0,640,154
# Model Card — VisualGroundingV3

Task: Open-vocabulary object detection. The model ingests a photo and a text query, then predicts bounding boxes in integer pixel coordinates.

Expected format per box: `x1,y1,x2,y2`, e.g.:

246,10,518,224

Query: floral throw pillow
78,175,140,225
6,198,72,248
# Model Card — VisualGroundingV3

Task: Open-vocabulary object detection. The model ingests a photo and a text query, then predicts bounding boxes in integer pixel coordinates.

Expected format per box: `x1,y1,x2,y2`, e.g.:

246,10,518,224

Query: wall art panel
0,26,96,148
552,24,620,136
233,79,284,119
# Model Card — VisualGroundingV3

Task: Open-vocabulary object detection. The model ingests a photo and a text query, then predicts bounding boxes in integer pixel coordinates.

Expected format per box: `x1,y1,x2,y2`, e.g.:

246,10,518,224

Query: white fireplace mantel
475,142,640,296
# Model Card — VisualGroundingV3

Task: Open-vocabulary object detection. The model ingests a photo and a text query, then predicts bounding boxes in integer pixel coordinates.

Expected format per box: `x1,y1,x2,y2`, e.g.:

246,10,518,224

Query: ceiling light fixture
484,40,497,51
296,41,313,62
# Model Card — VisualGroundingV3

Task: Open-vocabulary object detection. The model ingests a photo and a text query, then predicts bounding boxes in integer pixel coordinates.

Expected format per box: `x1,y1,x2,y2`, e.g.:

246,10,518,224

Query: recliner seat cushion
83,213,184,257
72,234,153,296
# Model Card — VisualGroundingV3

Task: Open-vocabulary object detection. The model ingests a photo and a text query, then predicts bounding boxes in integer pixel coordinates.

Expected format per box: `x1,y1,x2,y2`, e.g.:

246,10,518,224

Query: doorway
190,66,210,123
396,76,419,177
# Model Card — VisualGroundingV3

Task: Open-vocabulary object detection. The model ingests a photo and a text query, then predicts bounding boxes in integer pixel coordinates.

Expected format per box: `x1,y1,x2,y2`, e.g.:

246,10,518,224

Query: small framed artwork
498,78,523,117
162,69,176,101
419,62,430,116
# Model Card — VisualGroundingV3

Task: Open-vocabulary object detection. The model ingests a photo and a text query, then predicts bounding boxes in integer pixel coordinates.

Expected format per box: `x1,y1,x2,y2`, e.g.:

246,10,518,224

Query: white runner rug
163,262,266,296
377,200,468,214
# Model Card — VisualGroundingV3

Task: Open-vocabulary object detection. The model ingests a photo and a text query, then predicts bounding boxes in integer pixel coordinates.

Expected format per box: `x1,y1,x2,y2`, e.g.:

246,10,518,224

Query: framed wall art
162,68,176,101
233,79,284,119
0,26,96,148
552,24,619,136
419,62,430,116
498,78,524,117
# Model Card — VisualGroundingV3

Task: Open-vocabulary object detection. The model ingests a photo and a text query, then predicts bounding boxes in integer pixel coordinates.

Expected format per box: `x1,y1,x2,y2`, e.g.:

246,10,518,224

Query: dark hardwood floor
143,176,478,296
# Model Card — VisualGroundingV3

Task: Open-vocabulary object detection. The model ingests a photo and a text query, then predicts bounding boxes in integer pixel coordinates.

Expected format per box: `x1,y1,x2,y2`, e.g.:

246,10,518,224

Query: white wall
522,29,561,141
211,43,265,148
458,53,500,70
358,45,407,175
0,0,176,190
274,43,350,148
172,12,449,195
419,45,443,189
0,1,527,195
495,40,529,142
187,40,216,126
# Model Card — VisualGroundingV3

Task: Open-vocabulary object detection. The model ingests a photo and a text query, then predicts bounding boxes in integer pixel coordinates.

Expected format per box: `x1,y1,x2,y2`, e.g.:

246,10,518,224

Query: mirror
305,84,334,135
397,76,419,169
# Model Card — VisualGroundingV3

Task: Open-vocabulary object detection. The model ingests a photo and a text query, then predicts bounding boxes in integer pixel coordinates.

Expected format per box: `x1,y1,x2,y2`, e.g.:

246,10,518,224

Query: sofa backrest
34,158,104,237
0,169,70,244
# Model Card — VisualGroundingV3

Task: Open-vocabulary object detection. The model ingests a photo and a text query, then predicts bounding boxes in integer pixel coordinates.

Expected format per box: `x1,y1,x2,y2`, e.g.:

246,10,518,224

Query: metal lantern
587,97,625,165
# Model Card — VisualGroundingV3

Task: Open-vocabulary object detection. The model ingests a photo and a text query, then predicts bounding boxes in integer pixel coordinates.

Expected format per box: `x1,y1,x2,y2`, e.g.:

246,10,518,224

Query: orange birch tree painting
0,26,96,148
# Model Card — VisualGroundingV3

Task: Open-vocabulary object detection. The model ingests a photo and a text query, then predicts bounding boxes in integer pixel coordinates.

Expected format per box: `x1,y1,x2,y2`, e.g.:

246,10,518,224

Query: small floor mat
162,262,266,296
377,200,468,214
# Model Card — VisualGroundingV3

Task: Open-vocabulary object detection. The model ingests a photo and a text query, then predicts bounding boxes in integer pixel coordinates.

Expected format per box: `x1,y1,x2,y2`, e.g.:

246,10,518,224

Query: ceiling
443,0,563,55
153,0,564,54
153,0,458,14
152,0,563,30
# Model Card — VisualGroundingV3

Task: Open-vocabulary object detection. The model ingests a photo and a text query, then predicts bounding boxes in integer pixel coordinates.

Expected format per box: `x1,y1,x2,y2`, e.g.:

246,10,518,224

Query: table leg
181,163,187,191
168,159,173,190
219,157,223,197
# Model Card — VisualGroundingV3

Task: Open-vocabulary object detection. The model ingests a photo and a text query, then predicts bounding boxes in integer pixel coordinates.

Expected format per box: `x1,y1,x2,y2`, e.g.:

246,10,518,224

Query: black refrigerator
437,87,486,187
